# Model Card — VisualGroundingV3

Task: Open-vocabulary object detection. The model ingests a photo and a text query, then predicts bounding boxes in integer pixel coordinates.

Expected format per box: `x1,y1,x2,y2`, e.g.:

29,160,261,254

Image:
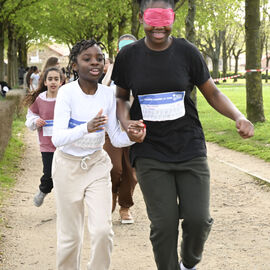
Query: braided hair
23,67,63,106
136,0,179,11
67,39,106,81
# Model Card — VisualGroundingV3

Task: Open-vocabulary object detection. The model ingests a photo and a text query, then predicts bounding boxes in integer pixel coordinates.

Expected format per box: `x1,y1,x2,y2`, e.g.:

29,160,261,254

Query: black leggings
40,152,54,193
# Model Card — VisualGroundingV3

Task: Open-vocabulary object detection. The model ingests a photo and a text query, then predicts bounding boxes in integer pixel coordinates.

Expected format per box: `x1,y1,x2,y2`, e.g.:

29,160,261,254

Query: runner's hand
36,118,46,128
127,120,146,143
87,109,107,133
236,116,254,139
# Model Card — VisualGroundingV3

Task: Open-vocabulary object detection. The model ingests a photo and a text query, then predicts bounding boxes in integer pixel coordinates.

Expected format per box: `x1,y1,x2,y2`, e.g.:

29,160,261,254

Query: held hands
36,118,46,128
235,115,254,139
87,109,107,133
126,119,146,143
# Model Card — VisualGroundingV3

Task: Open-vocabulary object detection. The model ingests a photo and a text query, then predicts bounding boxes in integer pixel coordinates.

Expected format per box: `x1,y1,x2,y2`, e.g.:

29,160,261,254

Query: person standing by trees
29,66,40,91
25,66,35,92
112,0,254,269
24,67,63,207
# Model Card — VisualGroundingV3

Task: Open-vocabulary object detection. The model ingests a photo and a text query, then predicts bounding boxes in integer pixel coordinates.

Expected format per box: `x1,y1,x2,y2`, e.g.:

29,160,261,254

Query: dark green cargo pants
135,157,213,270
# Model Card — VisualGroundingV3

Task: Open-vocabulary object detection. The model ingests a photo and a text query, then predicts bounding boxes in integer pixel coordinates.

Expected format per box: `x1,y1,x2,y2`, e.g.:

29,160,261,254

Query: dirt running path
0,129,270,270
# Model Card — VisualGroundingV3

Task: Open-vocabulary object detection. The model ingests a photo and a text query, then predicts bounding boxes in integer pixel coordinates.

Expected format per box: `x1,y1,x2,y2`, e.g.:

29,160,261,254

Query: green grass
0,116,25,204
197,83,270,161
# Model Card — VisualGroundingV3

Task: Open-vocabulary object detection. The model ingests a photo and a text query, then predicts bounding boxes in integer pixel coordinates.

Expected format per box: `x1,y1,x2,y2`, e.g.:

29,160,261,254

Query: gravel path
0,129,270,270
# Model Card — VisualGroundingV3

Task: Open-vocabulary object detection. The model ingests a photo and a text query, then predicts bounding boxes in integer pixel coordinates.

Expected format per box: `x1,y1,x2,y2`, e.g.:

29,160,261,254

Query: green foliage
13,0,131,49
196,0,243,30
197,83,270,161
171,1,187,38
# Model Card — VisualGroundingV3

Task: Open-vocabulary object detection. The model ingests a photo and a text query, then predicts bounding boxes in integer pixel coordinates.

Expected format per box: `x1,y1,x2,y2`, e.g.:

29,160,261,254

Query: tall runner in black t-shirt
112,1,254,269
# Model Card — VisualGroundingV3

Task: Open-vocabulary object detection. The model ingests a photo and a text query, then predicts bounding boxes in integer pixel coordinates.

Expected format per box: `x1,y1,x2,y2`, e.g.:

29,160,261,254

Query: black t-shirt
112,37,210,165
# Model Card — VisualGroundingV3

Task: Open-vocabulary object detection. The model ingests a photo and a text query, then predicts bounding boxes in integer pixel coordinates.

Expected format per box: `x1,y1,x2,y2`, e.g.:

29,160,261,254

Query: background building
27,43,70,70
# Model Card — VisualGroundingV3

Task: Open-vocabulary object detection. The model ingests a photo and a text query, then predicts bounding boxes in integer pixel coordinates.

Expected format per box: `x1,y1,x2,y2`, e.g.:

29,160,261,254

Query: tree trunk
210,31,222,81
265,57,269,83
185,0,196,44
131,0,140,38
265,40,269,83
245,0,264,122
118,15,127,39
233,55,239,82
17,36,28,68
221,30,227,80
7,24,18,87
185,0,197,106
0,21,5,81
212,57,220,80
107,21,114,58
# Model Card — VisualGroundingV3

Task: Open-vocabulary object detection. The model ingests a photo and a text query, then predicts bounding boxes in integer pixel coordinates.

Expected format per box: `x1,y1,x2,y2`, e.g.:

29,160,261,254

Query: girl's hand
36,118,46,128
235,116,254,139
127,120,146,143
87,109,108,133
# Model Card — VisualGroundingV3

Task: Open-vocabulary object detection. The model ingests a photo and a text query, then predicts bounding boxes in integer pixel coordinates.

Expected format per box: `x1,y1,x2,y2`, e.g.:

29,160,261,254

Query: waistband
56,149,104,170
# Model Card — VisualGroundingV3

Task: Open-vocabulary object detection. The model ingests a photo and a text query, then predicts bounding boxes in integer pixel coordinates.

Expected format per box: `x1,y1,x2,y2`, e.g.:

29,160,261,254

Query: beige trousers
52,149,114,270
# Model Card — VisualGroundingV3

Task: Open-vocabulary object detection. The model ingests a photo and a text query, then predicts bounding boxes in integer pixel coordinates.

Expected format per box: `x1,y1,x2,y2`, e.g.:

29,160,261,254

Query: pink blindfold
143,8,175,27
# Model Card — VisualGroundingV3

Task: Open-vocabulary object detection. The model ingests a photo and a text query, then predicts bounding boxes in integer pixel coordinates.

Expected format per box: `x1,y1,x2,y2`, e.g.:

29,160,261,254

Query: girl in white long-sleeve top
24,67,63,207
51,39,145,270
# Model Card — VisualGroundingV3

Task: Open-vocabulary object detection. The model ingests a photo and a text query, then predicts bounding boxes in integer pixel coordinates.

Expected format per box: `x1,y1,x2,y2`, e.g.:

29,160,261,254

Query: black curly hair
136,0,179,11
67,39,106,81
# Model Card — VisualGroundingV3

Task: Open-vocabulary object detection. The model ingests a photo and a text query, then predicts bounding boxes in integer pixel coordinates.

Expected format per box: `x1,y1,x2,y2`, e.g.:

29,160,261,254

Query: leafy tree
230,25,245,81
195,0,242,80
0,0,41,85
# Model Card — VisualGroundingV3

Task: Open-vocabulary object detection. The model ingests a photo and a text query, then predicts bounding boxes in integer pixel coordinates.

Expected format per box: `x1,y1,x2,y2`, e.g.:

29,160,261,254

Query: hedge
0,90,26,159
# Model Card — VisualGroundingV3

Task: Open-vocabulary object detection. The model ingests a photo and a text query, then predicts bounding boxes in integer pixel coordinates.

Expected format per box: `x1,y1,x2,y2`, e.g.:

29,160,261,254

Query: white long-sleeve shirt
25,91,56,152
52,80,134,157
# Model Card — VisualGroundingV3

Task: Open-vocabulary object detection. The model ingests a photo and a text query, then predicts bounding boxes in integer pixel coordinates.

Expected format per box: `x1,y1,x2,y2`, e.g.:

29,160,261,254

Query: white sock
180,261,196,270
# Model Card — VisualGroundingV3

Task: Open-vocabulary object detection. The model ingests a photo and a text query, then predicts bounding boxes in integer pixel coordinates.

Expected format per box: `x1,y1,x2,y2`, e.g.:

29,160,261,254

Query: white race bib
68,118,105,149
138,91,185,121
43,120,53,136
73,130,105,149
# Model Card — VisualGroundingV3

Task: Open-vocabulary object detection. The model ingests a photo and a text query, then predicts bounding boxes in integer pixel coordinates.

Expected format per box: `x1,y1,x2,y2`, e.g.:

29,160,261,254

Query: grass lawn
0,116,25,206
197,82,270,161
0,81,270,208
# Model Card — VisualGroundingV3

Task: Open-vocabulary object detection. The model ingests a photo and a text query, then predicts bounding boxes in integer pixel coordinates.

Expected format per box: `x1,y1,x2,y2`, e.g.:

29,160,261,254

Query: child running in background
51,39,145,270
103,34,138,224
24,67,63,207
38,57,66,87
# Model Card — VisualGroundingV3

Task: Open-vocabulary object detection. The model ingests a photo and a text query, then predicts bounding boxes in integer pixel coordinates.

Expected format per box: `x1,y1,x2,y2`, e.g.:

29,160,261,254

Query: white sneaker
33,191,47,207
119,207,134,224
180,261,196,270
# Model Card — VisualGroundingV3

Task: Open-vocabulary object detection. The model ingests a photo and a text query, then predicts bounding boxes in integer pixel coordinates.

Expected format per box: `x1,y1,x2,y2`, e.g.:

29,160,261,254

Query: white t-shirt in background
30,73,40,90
